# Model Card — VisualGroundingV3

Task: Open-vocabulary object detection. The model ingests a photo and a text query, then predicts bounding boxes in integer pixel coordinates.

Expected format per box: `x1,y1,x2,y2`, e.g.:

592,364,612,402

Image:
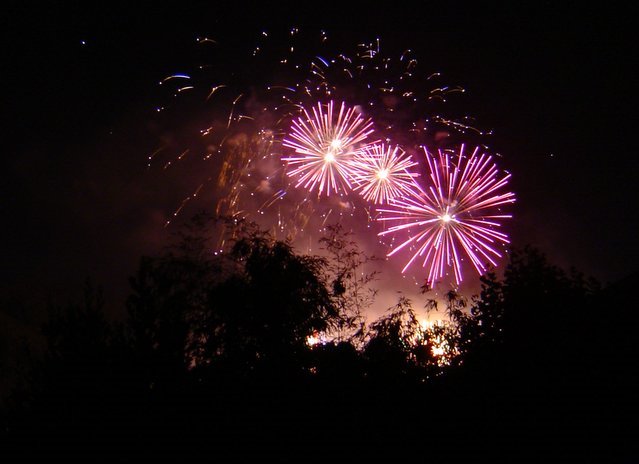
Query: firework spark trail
350,143,420,204
153,29,505,269
377,144,515,285
282,101,375,196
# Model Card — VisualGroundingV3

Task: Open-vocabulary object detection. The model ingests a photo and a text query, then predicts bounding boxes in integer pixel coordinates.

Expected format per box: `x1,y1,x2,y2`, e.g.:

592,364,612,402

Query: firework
152,29,496,262
282,101,375,196
350,143,420,204
377,145,515,285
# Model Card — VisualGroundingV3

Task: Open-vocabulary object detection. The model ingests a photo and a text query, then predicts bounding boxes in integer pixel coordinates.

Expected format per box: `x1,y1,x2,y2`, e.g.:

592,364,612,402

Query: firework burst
378,145,515,285
350,143,420,204
282,101,375,196
151,29,505,271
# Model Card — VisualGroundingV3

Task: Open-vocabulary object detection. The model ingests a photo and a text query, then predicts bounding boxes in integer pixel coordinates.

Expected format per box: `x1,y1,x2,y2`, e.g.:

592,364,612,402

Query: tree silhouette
5,219,637,462
211,219,338,376
319,223,378,344
364,296,419,379
126,214,342,384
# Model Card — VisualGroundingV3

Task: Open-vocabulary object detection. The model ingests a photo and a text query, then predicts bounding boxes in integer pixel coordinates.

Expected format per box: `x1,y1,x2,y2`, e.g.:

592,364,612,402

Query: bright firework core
329,139,343,151
377,169,389,180
441,213,453,223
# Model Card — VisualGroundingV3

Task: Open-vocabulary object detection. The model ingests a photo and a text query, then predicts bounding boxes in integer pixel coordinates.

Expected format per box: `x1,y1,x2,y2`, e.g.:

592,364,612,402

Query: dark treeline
1,215,637,462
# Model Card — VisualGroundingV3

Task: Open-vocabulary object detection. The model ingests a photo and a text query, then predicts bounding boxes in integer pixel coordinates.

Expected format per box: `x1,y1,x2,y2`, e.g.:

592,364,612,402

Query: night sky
3,2,637,314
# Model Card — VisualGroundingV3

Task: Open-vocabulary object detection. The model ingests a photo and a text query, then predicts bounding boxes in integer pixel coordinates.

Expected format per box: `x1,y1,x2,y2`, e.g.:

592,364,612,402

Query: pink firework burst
350,143,420,204
377,144,515,285
282,101,375,196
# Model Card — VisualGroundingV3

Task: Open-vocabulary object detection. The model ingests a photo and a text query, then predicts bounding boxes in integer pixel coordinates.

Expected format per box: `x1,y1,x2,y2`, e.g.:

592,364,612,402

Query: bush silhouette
3,217,637,462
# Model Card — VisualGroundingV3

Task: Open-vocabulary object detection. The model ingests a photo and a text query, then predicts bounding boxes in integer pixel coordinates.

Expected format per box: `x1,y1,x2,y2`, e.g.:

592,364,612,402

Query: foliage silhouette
319,223,378,344
126,214,343,386
3,218,637,462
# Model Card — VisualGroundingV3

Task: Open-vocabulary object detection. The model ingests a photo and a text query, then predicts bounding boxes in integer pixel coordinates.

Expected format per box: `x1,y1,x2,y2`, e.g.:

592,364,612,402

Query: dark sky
2,1,637,313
